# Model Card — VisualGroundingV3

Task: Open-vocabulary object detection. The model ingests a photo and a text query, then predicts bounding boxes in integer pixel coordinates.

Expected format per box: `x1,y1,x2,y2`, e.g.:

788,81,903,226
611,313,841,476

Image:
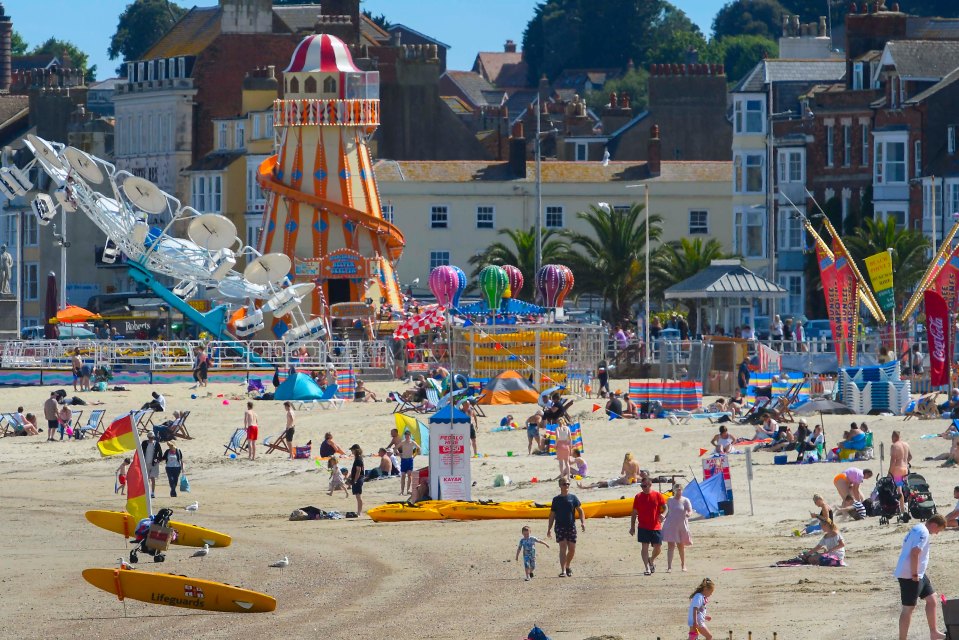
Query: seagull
185,501,199,512
192,544,209,559
269,556,289,568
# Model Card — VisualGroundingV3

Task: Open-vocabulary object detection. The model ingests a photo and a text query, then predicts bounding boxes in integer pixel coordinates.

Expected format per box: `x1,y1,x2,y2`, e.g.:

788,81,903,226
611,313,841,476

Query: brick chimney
504,39,517,53
647,124,661,177
0,4,10,92
508,121,527,178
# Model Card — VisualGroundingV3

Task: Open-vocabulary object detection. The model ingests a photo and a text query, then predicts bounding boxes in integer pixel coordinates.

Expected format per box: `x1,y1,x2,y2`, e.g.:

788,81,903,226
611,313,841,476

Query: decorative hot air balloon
428,265,458,307
556,265,574,308
502,265,524,300
451,265,467,308
536,264,565,308
479,265,509,311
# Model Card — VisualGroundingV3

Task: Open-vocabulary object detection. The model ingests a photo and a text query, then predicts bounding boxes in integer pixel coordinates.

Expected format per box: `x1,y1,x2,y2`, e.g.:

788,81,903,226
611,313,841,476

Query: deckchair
76,409,106,438
223,428,248,456
136,410,156,436
264,431,293,456
737,397,771,425
469,394,487,418
417,385,440,412
169,411,192,440
765,396,795,423
0,413,26,437
294,384,344,410
437,387,469,410
391,392,417,415
69,409,84,430
903,392,940,420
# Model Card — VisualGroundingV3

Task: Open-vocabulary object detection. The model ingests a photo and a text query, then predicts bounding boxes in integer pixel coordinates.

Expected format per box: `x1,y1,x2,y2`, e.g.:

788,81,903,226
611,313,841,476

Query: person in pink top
834,467,872,502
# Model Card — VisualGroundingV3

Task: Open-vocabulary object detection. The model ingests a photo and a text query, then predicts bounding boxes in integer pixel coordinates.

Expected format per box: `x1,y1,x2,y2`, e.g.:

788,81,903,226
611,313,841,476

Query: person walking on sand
244,401,259,460
555,420,572,480
890,431,913,511
895,514,947,640
162,441,184,498
688,578,715,640
630,477,668,575
349,444,365,513
397,430,420,495
515,525,549,581
663,483,693,572
546,478,585,577
283,401,296,460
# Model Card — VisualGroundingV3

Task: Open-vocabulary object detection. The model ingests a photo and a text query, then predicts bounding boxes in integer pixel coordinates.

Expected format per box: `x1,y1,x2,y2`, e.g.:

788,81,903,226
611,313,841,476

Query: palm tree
562,203,662,322
467,227,569,296
650,237,734,329
843,217,931,307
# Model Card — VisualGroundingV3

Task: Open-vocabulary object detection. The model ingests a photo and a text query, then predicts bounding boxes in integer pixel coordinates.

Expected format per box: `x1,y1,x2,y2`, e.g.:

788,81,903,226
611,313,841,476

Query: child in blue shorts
515,525,550,581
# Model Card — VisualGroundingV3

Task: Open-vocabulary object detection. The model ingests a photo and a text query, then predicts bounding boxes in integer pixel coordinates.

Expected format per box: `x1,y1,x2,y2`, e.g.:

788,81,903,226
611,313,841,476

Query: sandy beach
1,380,957,640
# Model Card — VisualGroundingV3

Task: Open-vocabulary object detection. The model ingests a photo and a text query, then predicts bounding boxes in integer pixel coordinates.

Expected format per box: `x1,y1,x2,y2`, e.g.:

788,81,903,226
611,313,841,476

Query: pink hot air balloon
536,264,565,308
502,265,524,300
556,265,574,307
428,265,458,307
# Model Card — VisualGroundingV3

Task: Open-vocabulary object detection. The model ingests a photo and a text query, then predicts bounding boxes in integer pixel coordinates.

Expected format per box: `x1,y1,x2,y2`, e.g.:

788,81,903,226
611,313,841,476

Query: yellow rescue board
82,567,275,613
85,510,232,548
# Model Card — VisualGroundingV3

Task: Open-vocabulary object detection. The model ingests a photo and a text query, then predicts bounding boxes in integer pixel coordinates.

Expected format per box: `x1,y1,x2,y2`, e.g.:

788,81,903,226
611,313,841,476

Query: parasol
393,305,446,340
797,397,851,449
54,305,102,324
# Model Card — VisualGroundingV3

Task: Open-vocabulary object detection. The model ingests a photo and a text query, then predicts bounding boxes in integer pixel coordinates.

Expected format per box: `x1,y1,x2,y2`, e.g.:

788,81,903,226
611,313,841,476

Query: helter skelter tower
256,33,404,337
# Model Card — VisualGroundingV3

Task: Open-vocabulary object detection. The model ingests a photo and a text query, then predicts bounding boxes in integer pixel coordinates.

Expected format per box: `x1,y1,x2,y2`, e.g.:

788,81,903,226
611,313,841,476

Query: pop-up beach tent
477,370,540,405
274,372,326,402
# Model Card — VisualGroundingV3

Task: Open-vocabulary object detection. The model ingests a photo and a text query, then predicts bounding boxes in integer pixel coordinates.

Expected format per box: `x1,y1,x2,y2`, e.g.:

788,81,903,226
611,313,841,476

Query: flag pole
135,411,153,518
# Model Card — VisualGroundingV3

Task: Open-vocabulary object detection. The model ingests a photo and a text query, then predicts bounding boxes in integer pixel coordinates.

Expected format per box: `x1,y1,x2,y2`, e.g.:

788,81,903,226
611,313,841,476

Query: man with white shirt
944,486,959,529
894,514,947,640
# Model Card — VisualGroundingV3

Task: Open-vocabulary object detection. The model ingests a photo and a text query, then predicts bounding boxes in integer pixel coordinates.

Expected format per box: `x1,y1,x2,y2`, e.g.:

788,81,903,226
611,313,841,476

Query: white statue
0,244,12,295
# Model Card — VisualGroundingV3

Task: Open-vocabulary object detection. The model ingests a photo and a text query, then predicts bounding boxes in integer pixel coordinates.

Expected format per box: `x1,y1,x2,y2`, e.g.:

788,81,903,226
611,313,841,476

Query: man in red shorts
547,478,585,577
629,477,667,575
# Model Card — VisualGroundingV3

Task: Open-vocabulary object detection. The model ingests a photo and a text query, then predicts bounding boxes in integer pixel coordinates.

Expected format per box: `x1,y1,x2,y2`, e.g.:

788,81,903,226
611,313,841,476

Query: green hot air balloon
479,265,508,312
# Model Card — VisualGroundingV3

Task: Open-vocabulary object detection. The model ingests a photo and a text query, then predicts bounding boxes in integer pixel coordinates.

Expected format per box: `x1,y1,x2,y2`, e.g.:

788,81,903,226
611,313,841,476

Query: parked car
803,319,833,340
21,325,97,340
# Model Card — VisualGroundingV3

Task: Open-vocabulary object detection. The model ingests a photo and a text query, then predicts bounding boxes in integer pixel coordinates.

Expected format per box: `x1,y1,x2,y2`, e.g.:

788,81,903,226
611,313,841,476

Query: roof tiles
373,160,730,183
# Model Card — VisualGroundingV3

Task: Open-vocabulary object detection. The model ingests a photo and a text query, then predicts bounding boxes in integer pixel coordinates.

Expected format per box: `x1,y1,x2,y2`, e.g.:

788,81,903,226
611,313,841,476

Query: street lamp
51,221,69,306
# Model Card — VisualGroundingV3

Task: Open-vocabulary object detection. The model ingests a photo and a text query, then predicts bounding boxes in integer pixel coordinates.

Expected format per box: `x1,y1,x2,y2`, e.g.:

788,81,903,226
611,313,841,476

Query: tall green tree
562,203,662,322
650,237,733,329
712,0,787,40
704,34,779,84
11,31,26,56
467,227,569,296
109,0,185,65
30,38,95,82
522,0,702,83
843,217,931,307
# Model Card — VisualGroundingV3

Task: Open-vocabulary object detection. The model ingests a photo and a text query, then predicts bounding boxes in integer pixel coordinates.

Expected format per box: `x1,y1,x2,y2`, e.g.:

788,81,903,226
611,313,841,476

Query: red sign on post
925,290,950,387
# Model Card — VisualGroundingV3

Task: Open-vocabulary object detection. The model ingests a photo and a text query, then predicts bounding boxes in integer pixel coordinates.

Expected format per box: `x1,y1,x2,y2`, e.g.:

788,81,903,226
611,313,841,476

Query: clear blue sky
5,0,727,80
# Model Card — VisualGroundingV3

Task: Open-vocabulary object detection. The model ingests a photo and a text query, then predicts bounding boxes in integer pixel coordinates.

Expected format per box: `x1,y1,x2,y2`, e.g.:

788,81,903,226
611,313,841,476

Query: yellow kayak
367,500,453,522
369,499,625,522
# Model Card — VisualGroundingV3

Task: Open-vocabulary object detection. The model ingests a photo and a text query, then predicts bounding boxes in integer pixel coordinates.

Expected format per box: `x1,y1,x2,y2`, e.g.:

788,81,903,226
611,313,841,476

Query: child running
327,457,349,497
688,578,714,640
515,525,549,581
116,458,131,495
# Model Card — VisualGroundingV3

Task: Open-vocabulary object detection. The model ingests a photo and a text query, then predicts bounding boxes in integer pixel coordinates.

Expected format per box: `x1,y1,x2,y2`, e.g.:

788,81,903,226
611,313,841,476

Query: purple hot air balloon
502,265,524,300
428,265,458,307
536,264,565,308
451,265,467,308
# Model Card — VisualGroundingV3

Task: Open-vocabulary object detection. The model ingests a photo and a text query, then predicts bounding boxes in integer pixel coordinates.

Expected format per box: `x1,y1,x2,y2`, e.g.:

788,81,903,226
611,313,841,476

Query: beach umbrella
429,265,459,307
44,272,58,339
392,305,446,340
797,397,850,447
502,265,524,300
479,265,508,311
55,305,102,324
450,265,467,308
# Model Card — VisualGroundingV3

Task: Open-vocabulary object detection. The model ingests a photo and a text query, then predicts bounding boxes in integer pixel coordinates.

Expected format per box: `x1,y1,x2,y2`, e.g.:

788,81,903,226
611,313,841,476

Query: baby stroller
129,508,176,563
905,473,937,521
873,475,907,525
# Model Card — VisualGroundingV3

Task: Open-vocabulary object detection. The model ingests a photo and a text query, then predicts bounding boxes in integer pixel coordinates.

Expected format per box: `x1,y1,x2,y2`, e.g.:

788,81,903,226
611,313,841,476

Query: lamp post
535,98,542,279
51,220,69,306
888,246,897,354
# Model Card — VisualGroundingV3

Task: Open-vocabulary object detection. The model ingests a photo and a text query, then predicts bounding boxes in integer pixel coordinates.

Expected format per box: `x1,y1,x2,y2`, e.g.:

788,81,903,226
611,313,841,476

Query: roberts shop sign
924,289,950,387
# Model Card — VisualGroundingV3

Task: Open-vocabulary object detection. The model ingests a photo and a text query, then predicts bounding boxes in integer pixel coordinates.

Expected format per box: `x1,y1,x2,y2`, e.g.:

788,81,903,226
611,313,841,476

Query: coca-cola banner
932,245,959,317
924,290,950,387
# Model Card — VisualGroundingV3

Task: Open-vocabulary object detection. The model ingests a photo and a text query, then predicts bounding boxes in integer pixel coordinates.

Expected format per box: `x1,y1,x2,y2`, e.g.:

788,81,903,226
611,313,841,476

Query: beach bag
179,474,190,493
94,381,107,392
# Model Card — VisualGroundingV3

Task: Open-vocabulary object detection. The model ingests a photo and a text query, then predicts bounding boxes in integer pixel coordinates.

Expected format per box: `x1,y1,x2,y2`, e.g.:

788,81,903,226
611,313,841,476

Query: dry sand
1,380,958,640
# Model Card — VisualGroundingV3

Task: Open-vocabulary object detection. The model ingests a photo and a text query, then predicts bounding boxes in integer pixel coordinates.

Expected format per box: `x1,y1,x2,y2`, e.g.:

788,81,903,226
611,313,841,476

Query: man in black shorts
894,514,946,640
547,479,585,577
629,477,668,575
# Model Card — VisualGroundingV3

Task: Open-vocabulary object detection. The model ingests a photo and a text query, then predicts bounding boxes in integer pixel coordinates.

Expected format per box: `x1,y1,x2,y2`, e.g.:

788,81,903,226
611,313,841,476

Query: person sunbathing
776,520,845,566
767,425,795,452
577,454,644,489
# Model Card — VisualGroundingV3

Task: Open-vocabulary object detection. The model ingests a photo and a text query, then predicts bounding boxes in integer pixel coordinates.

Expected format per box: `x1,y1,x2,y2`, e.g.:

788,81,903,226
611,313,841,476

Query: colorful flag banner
925,290,950,387
832,239,861,366
931,245,959,317
97,412,138,457
864,250,895,311
126,449,148,521
757,343,781,372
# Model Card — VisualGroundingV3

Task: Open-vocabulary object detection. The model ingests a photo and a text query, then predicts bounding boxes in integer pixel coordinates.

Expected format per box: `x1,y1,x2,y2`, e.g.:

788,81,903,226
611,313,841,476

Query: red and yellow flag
125,450,148,521
97,413,138,457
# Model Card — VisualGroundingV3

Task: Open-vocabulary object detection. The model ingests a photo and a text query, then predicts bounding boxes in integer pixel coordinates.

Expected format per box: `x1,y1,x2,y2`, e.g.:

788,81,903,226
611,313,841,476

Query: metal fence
0,339,395,375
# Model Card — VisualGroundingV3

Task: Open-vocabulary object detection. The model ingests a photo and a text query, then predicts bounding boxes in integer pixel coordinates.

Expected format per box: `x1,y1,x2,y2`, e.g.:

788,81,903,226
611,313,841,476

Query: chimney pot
504,39,517,53
648,124,661,176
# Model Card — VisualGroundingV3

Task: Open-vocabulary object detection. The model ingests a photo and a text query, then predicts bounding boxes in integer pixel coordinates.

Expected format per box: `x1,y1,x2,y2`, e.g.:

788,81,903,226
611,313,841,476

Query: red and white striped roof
284,34,360,74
